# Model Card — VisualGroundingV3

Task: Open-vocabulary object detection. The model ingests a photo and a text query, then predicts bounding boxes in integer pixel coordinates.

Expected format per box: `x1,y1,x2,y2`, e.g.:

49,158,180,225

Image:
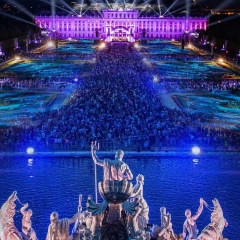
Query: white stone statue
198,198,228,240
0,191,23,240
125,174,150,239
151,207,178,240
46,211,80,240
91,141,133,181
72,211,93,240
157,207,176,240
20,203,37,240
182,198,204,240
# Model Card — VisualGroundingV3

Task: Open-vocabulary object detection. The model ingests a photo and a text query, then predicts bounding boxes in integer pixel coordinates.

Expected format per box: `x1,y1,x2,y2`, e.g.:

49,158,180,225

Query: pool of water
0,156,239,239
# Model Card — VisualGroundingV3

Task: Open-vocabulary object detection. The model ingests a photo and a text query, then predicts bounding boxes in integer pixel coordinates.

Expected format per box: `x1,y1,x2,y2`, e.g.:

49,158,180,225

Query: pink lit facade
35,9,207,42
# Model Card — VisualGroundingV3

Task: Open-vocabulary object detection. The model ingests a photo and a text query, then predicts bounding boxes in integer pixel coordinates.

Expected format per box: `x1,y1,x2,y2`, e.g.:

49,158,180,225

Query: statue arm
20,203,28,215
168,213,171,225
46,224,52,240
182,221,187,239
124,165,133,180
158,227,167,237
192,198,204,221
68,211,81,225
131,183,141,197
91,141,104,166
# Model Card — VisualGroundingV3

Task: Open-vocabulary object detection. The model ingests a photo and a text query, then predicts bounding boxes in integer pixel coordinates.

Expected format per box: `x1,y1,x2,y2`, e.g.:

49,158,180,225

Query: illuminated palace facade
35,9,207,42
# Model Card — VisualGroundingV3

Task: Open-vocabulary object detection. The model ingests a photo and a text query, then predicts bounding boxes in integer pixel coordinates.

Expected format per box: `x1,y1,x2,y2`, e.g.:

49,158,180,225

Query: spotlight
171,39,175,41
134,43,139,48
15,56,21,60
47,41,54,47
153,75,159,82
98,42,106,49
188,44,192,48
74,78,78,82
218,58,224,63
26,147,34,154
192,146,200,155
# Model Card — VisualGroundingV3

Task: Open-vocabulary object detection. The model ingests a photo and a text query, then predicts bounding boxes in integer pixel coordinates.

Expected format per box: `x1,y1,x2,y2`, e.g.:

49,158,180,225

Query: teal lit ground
43,40,96,54
0,87,74,127
1,60,88,78
138,41,240,131
140,40,195,55
153,61,232,80
0,40,240,130
0,41,95,127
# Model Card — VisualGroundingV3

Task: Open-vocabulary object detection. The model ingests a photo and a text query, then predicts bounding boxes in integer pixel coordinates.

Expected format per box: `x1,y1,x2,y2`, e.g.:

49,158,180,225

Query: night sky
0,0,239,8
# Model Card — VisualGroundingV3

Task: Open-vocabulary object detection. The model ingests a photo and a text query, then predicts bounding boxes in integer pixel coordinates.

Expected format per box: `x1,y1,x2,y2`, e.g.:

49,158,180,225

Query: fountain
0,144,229,240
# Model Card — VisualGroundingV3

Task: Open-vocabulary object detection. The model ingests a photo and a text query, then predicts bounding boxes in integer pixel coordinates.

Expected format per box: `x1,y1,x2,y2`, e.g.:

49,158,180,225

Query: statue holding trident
91,141,133,181
89,142,141,239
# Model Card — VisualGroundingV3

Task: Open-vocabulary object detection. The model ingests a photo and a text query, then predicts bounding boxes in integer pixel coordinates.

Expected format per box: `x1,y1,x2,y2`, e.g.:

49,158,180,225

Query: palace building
35,9,207,42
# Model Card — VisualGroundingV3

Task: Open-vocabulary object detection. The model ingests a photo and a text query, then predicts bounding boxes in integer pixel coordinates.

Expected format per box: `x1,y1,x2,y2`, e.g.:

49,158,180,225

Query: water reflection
0,156,239,240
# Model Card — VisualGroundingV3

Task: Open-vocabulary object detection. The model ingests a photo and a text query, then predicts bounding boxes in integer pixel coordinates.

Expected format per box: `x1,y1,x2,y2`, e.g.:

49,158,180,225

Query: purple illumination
35,10,207,42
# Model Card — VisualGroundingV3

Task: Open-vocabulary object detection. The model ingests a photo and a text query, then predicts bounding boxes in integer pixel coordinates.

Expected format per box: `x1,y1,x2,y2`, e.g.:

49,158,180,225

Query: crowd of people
0,41,240,152
24,52,93,61
162,79,240,93
0,76,80,90
147,53,213,62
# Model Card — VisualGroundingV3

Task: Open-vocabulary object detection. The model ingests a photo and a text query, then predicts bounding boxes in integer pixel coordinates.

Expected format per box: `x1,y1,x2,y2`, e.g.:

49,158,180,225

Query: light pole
211,42,214,56
26,33,29,54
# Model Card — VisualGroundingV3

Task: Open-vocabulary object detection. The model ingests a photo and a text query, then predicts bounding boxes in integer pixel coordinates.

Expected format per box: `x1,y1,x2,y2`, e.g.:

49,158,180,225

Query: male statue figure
182,198,204,240
46,211,80,240
91,141,133,181
20,203,37,240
